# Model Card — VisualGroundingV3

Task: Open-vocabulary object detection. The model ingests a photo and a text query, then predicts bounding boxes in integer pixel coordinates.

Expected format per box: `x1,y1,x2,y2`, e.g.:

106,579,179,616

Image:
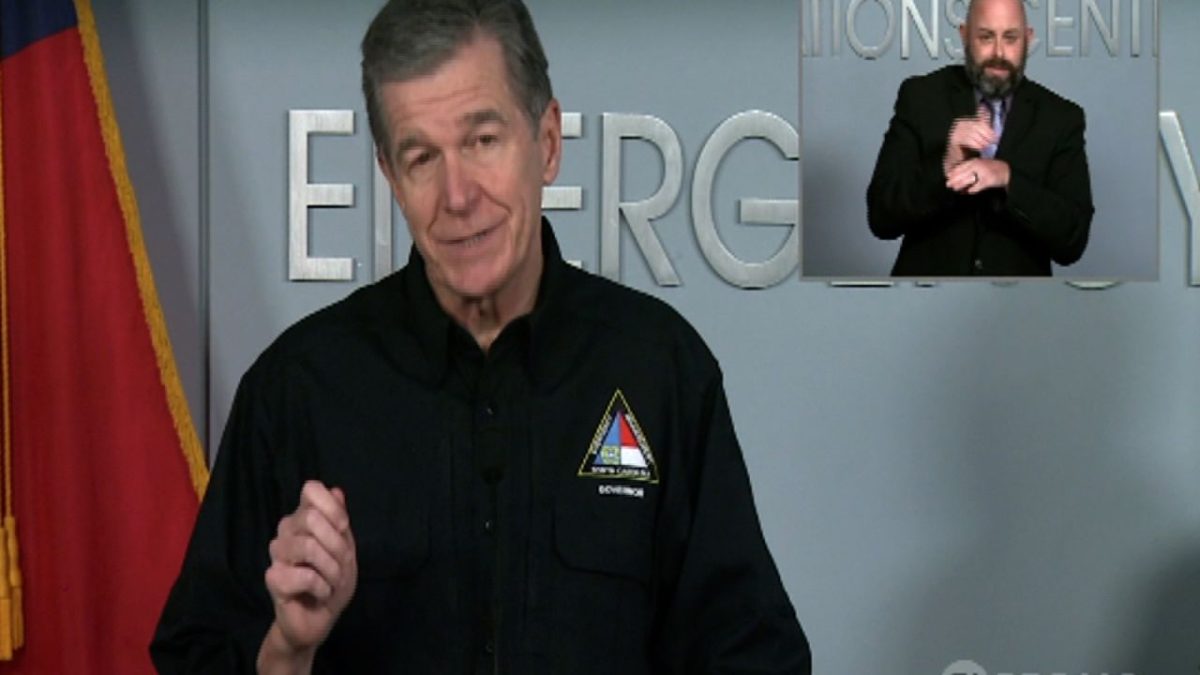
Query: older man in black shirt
152,1,810,672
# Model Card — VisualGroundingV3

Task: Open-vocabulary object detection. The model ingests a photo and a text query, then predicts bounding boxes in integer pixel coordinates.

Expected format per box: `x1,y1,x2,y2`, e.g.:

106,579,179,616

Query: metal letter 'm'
692,111,799,289
601,114,683,285
288,110,354,281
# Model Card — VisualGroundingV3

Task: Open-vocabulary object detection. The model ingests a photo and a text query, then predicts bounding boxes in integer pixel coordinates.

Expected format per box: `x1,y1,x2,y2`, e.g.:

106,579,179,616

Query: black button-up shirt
152,221,810,673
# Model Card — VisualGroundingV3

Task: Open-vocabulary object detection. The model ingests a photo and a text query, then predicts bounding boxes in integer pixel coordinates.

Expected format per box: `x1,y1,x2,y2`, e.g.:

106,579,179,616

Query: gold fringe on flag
0,56,23,661
74,0,210,498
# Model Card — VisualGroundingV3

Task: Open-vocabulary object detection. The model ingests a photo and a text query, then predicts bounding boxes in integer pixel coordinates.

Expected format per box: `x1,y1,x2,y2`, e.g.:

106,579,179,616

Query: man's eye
474,134,499,148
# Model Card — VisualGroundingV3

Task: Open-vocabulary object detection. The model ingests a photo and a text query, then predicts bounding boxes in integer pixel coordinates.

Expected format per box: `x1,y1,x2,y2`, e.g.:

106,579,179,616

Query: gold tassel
5,517,21,649
0,521,12,660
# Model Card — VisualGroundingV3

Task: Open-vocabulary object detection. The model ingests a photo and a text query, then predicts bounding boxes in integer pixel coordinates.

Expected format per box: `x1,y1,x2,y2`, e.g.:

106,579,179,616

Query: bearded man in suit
867,0,1094,277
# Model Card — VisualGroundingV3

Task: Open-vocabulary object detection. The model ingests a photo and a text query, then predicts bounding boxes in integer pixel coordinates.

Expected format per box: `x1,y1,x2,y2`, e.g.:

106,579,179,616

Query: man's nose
440,154,478,214
990,39,1005,62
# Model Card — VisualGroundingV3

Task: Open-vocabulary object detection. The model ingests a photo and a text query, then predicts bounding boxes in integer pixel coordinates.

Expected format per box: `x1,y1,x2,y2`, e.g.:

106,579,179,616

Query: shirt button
483,519,494,534
973,258,983,271
484,640,495,655
483,401,496,417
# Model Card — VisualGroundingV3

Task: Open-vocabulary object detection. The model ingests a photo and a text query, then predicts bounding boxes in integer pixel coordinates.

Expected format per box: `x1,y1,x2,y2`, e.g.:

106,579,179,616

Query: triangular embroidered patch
578,389,659,483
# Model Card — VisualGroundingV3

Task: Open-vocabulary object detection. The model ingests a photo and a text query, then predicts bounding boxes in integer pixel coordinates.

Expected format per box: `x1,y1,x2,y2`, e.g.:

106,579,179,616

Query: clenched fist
257,481,358,674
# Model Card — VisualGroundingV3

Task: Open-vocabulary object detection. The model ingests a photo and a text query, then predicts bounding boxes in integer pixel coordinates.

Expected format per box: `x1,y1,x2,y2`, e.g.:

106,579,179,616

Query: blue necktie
982,98,1005,159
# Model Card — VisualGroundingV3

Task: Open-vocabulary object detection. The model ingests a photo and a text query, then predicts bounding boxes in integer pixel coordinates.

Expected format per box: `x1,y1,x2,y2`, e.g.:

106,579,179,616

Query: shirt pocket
552,482,655,585
543,483,657,672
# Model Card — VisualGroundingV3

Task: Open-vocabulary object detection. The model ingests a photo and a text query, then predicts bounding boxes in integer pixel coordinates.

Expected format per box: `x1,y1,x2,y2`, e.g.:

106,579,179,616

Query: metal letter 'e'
288,110,354,281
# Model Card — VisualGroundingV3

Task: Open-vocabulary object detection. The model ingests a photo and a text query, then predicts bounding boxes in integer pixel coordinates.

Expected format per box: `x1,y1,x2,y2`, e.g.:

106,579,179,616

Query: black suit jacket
866,65,1093,276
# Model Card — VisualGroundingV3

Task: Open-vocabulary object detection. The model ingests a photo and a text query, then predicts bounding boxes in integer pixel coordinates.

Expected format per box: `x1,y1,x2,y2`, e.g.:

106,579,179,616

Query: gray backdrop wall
95,1,1198,673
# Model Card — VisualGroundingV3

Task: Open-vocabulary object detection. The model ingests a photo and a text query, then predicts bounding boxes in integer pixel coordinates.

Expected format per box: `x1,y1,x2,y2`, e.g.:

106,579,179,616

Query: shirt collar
399,217,567,386
974,88,1015,114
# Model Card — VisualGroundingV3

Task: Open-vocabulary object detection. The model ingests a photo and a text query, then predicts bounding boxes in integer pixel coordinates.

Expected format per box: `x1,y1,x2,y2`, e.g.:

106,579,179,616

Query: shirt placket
464,334,529,675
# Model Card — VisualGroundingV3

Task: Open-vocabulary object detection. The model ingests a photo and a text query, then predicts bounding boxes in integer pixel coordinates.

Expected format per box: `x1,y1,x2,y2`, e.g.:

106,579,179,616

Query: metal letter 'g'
692,111,799,289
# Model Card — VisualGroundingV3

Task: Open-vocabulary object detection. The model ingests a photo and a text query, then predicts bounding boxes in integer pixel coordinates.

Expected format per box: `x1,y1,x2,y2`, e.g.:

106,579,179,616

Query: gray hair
361,0,553,156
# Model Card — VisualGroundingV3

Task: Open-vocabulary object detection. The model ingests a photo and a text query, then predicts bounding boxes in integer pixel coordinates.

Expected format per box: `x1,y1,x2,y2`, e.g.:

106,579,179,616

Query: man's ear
539,98,563,186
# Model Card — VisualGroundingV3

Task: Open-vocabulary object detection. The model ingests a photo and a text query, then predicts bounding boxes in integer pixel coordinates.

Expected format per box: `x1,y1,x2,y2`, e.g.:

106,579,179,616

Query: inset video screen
800,0,1158,280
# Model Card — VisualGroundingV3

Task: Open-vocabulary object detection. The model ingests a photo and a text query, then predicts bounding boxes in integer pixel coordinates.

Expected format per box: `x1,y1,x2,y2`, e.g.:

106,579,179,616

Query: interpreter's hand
258,481,358,670
945,157,1010,195
943,104,996,175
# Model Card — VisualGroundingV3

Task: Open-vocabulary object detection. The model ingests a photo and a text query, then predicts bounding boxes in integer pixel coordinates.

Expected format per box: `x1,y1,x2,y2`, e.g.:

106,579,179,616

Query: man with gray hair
866,0,1094,276
152,1,810,672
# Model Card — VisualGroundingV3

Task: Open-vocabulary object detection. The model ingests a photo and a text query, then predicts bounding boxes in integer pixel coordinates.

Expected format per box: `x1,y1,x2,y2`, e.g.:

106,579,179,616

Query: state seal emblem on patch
578,389,659,483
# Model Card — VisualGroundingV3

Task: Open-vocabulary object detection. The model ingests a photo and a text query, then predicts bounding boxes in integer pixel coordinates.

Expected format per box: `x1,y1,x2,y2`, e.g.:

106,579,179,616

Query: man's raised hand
258,481,358,673
944,104,996,176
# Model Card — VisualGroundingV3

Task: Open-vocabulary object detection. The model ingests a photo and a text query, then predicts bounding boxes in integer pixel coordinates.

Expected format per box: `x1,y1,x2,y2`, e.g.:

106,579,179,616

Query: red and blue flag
1,0,207,671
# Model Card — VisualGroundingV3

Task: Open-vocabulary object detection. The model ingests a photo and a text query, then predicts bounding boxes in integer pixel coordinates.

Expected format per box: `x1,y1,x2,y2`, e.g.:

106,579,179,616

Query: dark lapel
997,79,1037,158
946,65,978,120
